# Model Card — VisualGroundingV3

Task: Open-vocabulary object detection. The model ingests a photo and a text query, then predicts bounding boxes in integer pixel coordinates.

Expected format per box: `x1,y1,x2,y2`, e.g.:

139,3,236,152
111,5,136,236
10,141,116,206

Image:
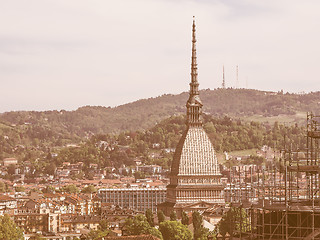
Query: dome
171,126,220,176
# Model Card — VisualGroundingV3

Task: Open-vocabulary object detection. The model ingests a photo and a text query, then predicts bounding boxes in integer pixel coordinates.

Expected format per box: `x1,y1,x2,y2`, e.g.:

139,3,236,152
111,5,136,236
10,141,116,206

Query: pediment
183,200,216,209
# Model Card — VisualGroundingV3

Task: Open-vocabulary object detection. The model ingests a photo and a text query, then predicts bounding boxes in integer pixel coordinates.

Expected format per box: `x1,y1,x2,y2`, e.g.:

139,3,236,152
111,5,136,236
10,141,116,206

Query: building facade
158,18,225,217
99,188,166,212
0,194,17,215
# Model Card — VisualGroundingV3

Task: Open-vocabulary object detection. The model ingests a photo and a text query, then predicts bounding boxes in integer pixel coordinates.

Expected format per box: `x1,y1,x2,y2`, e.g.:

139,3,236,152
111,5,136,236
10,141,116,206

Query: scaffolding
227,113,320,239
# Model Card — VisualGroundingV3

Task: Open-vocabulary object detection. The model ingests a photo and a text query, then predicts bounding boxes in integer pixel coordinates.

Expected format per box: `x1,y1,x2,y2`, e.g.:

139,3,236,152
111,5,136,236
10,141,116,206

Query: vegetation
0,182,8,193
42,186,56,193
159,221,192,240
192,211,209,240
0,215,23,240
0,89,317,238
170,211,177,221
123,214,163,239
145,209,154,227
14,186,25,192
0,89,318,147
0,89,312,179
81,185,97,193
181,211,189,225
0,112,308,182
218,207,250,239
157,210,165,224
61,184,79,193
87,219,110,240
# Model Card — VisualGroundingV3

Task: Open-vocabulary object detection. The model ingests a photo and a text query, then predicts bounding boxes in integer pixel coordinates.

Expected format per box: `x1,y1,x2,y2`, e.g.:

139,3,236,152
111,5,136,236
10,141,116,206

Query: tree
123,214,163,239
46,151,52,161
81,185,97,194
15,186,25,193
145,209,154,227
42,185,55,193
98,219,109,231
192,211,208,240
0,214,23,240
0,182,7,193
29,188,42,194
86,219,110,239
159,221,192,240
44,162,56,176
7,164,16,175
181,211,189,225
170,211,177,221
218,207,249,239
157,210,165,224
61,184,79,193
133,140,148,154
87,229,109,240
204,122,216,134
134,171,145,180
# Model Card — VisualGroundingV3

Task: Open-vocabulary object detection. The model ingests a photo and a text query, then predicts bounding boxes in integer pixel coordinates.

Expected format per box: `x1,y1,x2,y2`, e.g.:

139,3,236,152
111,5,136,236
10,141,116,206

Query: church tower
158,18,224,217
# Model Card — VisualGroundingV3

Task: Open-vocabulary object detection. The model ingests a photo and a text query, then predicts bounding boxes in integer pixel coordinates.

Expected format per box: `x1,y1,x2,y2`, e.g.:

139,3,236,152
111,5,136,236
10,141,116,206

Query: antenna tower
236,65,239,88
222,65,225,89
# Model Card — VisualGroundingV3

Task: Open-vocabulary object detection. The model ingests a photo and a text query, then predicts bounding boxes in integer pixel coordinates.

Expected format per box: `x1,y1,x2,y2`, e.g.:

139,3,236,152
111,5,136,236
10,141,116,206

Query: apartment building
99,188,166,212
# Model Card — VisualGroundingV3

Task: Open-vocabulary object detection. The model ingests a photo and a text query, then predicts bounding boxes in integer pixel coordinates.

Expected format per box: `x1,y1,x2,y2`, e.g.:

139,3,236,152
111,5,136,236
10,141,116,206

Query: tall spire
159,18,224,214
186,16,203,127
191,16,198,87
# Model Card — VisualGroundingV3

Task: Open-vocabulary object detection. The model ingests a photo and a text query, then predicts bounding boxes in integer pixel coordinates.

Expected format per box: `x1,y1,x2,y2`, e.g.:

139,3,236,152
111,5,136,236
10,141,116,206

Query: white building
99,187,166,212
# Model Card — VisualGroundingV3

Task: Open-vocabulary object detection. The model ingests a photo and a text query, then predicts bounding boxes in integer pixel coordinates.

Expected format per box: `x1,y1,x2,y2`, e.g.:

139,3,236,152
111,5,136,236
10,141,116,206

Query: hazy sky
1,0,320,112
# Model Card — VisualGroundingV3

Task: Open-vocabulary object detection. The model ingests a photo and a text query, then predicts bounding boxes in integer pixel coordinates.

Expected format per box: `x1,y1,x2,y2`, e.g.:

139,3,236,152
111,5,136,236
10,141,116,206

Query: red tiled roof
81,180,101,185
100,179,123,184
104,235,161,240
0,194,15,201
3,157,18,161
43,193,62,198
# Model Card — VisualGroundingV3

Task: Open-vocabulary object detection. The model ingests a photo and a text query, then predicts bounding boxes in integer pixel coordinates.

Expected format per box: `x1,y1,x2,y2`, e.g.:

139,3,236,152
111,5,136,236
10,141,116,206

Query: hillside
0,89,319,140
0,114,307,178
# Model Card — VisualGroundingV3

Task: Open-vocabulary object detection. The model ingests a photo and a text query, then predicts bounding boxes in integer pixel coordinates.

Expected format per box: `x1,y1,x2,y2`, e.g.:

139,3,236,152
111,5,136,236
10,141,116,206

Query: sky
1,0,320,112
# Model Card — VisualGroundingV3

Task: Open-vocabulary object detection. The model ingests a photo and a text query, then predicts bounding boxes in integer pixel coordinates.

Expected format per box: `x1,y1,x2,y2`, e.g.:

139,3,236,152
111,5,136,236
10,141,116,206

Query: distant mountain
1,89,319,138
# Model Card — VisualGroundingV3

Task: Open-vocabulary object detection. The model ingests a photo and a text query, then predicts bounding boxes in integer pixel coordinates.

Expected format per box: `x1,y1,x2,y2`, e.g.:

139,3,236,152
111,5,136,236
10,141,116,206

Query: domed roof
171,126,220,176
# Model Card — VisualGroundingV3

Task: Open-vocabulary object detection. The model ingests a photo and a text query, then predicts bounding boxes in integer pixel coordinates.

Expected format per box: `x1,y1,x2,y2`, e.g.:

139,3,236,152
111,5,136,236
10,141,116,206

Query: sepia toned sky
1,0,320,112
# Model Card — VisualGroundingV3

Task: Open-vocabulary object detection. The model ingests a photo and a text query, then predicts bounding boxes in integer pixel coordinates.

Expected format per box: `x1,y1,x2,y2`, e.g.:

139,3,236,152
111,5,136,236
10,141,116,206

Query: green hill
0,89,319,140
0,89,312,172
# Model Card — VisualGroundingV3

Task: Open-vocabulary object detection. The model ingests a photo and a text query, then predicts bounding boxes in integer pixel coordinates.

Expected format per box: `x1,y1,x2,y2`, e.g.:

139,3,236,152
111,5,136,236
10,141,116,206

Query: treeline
121,114,306,154
3,114,305,180
202,115,306,152
1,89,319,136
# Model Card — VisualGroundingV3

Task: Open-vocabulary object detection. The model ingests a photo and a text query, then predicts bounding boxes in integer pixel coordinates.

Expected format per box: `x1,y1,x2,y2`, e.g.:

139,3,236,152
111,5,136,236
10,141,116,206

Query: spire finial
191,17,197,84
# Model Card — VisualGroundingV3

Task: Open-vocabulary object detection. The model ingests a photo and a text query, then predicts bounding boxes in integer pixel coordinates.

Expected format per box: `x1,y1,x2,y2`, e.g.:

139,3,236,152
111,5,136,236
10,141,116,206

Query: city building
0,194,17,215
158,18,225,217
99,188,166,212
136,165,162,174
3,157,18,167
